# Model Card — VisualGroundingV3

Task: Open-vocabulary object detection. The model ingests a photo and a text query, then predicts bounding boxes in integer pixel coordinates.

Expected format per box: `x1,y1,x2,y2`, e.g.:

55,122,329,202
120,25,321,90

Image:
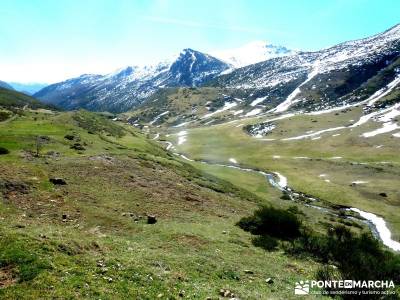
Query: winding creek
167,144,400,252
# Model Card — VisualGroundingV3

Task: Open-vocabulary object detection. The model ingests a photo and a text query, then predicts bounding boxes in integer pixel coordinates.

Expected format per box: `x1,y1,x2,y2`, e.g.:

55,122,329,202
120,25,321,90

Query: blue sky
0,0,399,83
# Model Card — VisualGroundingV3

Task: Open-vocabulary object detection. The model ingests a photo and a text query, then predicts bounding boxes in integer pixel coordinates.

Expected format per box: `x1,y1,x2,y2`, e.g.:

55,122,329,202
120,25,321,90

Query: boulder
70,143,85,151
219,289,236,298
265,277,274,284
50,178,67,185
0,147,10,155
147,215,157,224
64,134,75,140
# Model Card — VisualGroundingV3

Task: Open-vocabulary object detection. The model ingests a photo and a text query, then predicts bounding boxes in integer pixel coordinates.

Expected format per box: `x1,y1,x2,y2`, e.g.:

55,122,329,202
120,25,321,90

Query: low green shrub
0,147,10,155
288,225,400,297
0,111,11,121
239,203,400,297
237,206,302,240
252,235,278,251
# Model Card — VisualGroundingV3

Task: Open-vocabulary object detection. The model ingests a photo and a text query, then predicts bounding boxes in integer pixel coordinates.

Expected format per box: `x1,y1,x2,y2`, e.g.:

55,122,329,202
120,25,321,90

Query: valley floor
162,104,400,247
0,110,327,299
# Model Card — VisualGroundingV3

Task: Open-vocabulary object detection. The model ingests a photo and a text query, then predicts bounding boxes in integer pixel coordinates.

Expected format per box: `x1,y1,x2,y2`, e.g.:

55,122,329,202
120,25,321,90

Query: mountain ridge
34,23,400,115
34,49,229,112
210,23,400,114
126,24,399,128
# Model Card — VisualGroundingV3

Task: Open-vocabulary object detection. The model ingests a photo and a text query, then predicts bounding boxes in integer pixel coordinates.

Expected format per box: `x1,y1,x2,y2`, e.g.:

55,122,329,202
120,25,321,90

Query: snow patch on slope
202,101,237,119
362,122,399,137
149,111,169,125
245,108,262,117
366,75,400,106
250,96,268,107
177,130,188,145
282,126,346,141
360,103,400,137
272,63,320,113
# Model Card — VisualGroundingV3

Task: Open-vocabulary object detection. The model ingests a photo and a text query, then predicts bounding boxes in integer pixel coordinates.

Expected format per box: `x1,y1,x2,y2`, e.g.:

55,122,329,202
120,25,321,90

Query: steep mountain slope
34,49,229,113
211,41,295,68
212,24,400,114
0,80,14,90
124,86,248,127
127,24,400,127
127,59,400,128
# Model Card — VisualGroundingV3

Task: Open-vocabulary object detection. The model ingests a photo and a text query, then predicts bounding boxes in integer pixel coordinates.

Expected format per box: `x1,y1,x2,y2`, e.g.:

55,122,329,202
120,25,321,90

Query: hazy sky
0,0,399,83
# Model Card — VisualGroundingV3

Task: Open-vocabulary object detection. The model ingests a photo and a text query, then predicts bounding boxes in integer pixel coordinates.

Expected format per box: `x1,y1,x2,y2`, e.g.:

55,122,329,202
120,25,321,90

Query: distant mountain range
0,81,48,95
0,80,14,91
33,24,400,115
33,42,296,112
9,82,49,95
34,49,232,112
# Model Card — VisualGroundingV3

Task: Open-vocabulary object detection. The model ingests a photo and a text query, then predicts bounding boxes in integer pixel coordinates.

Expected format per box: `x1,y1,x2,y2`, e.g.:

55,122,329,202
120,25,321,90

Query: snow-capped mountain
34,49,229,112
214,23,400,113
34,24,400,114
211,41,295,68
126,24,400,128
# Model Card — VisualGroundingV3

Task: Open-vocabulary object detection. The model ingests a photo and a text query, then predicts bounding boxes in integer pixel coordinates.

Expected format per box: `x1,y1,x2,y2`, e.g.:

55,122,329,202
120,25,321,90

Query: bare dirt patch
0,179,30,200
0,265,18,289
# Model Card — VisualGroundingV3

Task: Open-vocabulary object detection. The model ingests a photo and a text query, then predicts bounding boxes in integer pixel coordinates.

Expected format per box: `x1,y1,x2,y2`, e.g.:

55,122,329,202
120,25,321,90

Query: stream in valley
170,147,400,251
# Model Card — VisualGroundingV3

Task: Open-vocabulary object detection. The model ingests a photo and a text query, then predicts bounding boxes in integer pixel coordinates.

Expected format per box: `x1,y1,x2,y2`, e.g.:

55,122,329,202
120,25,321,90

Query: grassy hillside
125,87,239,126
0,108,331,299
0,88,56,111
